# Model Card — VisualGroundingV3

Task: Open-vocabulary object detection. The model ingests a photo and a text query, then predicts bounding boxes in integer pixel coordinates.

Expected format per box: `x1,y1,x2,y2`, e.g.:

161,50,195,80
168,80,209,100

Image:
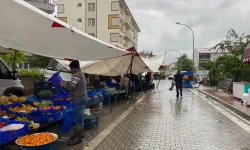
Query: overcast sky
126,0,250,64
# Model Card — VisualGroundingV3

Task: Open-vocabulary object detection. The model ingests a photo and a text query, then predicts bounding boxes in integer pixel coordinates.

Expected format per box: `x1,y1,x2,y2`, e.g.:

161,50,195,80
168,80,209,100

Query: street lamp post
176,22,195,81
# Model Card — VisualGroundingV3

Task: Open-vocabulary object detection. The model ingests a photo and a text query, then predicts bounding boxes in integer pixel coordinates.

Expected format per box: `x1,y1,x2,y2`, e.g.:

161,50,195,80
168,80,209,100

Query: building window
88,3,95,12
77,18,82,22
89,33,95,37
111,1,119,11
199,54,211,60
108,15,119,29
88,18,95,26
57,4,65,13
110,33,119,42
77,3,82,7
58,17,67,23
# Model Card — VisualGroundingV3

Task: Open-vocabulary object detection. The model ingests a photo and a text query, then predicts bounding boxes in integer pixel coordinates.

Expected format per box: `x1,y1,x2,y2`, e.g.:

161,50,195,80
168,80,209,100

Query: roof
196,48,230,54
120,0,141,32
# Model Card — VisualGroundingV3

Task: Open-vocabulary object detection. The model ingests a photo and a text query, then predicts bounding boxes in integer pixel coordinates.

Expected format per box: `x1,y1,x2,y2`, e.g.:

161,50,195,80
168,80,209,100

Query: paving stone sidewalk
94,81,250,150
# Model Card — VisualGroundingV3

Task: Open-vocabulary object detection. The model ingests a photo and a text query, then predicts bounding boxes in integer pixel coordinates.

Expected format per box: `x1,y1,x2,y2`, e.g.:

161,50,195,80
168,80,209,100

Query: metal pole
176,22,195,81
127,53,135,102
109,53,134,113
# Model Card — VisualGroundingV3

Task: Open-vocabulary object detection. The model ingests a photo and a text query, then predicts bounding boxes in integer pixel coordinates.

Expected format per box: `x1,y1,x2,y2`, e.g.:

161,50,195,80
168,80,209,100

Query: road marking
83,94,146,150
189,89,250,134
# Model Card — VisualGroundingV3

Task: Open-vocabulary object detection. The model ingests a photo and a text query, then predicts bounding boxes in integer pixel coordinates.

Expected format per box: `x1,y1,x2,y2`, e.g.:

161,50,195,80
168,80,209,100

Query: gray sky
126,0,250,64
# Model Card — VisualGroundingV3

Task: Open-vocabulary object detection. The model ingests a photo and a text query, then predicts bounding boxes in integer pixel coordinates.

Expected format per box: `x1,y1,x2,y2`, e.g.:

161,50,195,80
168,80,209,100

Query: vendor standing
60,60,88,146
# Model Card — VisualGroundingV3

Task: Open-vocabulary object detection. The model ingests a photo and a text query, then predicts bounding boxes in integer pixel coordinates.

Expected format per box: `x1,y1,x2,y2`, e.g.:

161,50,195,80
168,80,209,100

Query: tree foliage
176,54,193,71
212,29,250,54
0,49,27,69
202,29,250,84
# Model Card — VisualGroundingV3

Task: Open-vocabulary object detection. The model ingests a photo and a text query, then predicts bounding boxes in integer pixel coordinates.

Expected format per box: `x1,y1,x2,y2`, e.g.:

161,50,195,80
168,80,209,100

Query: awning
142,53,166,72
55,52,166,76
243,42,250,63
0,0,127,61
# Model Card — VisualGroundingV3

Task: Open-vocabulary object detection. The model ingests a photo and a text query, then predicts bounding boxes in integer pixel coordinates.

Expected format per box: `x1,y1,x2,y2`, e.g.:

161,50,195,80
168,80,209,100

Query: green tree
0,49,27,69
212,29,250,54
176,54,193,71
211,29,250,82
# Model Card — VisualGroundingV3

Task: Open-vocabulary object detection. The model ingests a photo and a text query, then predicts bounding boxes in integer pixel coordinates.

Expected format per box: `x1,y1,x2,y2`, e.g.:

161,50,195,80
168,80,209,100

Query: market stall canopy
0,0,127,61
243,42,250,63
54,52,165,76
81,54,151,76
141,53,166,72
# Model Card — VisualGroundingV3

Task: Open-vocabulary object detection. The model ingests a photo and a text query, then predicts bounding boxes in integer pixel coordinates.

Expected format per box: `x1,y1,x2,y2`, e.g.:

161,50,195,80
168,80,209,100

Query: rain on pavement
92,80,250,150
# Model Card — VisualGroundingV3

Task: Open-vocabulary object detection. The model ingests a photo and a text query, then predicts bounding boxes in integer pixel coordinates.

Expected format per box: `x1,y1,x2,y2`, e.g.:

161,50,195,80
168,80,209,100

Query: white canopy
55,53,166,76
0,0,127,61
142,53,166,72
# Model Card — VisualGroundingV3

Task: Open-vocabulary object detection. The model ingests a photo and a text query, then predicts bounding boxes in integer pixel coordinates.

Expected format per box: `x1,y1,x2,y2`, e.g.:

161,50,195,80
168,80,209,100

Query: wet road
93,81,250,150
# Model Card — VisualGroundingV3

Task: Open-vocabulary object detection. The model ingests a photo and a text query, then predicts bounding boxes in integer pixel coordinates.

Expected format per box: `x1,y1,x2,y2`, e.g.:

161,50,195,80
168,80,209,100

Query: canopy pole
156,71,162,88
109,53,134,113
127,53,135,103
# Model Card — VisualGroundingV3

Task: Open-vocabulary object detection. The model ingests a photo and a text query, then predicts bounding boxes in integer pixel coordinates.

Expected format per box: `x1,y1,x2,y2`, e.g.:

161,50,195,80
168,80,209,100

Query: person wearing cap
60,60,88,146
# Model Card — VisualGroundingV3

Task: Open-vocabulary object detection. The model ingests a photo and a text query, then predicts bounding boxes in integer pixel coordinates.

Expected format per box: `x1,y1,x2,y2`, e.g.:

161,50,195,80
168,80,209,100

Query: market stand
0,72,106,147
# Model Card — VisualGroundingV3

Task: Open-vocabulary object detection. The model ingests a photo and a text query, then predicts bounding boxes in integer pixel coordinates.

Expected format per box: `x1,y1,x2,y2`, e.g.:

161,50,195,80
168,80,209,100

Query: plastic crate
34,81,52,89
87,90,98,97
0,120,28,145
102,93,114,106
7,103,38,118
84,115,99,130
29,112,54,124
93,96,100,105
48,72,64,93
87,97,94,108
53,111,64,121
52,92,73,106
61,109,75,133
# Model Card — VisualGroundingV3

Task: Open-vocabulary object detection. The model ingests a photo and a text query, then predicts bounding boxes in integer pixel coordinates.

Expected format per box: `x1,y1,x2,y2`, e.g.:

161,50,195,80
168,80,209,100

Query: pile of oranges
17,133,56,146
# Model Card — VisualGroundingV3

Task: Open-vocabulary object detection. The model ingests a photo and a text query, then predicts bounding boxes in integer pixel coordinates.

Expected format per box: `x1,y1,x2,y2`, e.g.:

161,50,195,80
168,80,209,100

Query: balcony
24,0,55,14
124,18,134,31
124,31,133,42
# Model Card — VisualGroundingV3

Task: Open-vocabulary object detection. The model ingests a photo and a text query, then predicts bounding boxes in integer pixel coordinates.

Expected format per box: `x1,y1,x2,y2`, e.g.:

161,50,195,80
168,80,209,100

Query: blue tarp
182,71,194,76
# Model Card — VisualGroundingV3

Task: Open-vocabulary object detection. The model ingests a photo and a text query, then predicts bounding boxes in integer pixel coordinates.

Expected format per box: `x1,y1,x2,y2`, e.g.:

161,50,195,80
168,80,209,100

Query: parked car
0,58,24,96
168,75,173,80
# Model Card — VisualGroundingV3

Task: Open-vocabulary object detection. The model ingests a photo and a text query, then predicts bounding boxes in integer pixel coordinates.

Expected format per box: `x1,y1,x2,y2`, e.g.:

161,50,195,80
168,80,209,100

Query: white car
168,75,173,80
0,58,24,96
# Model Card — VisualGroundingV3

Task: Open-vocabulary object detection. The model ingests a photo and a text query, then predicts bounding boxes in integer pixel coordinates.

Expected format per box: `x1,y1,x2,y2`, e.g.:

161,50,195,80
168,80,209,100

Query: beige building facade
56,0,140,50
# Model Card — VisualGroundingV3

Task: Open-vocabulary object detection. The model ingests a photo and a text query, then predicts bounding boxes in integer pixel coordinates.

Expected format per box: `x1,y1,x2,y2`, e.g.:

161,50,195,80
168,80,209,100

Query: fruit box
52,92,73,106
84,115,99,130
7,103,38,118
0,119,28,145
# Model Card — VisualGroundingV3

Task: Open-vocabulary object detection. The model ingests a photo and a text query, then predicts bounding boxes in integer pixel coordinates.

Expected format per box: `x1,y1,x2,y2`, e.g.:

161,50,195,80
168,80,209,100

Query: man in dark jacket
174,70,184,98
60,60,88,146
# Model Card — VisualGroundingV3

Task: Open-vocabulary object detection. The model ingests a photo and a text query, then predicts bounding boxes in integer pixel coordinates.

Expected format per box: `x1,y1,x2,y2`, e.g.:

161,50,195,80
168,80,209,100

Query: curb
198,89,250,121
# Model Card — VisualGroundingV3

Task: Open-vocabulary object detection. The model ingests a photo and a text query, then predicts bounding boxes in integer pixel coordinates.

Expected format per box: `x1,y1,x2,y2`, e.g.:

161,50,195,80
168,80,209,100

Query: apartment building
194,48,230,76
56,0,140,50
24,0,56,14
